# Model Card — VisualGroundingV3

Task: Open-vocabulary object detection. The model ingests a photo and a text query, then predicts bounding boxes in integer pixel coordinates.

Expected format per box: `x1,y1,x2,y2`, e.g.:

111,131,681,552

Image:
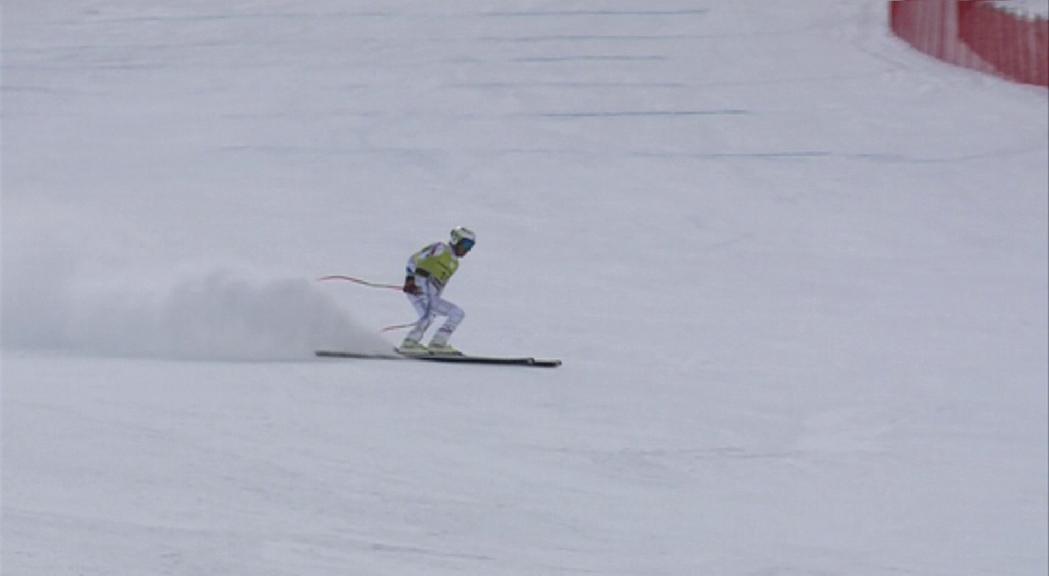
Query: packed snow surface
993,0,1049,18
3,1,1047,575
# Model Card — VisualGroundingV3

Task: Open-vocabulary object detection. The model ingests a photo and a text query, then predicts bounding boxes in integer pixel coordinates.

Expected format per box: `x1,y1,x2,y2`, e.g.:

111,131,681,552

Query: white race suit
404,242,465,346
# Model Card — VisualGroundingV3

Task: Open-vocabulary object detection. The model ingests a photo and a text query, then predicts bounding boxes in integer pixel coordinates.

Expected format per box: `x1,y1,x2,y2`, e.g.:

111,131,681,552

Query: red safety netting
890,0,1048,87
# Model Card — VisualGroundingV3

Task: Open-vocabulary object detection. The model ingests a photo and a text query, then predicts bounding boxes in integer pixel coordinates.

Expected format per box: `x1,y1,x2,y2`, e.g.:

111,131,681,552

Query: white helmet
450,226,476,245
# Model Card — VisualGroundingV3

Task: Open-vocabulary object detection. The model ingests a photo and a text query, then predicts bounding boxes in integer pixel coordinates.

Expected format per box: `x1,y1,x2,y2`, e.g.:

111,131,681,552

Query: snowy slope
3,1,1047,575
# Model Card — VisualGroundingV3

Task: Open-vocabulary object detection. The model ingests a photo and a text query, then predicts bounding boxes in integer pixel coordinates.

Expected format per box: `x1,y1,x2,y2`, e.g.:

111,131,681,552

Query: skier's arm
403,248,424,294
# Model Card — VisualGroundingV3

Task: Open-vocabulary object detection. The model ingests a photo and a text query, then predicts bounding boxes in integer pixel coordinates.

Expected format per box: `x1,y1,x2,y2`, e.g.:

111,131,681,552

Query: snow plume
1,239,75,350
2,262,388,361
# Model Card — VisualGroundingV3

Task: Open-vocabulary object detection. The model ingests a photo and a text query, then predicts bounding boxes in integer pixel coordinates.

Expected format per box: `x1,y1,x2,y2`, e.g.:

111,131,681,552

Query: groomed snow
3,1,1047,574
993,0,1049,18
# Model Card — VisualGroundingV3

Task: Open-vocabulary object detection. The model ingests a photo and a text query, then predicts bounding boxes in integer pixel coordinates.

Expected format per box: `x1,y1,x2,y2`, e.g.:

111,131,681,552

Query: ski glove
403,276,422,295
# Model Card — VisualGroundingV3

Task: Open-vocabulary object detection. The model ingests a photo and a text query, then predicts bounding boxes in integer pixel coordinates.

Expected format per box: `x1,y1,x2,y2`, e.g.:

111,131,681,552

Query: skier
398,226,476,355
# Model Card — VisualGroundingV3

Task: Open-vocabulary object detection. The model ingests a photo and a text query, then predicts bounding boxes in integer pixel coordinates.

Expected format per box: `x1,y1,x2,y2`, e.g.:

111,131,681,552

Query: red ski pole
318,275,419,333
380,321,418,333
317,275,403,291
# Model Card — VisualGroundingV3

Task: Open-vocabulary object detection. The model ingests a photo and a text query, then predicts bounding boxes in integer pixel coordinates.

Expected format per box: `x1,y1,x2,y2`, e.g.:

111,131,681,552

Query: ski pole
319,275,418,333
380,321,418,333
318,275,403,291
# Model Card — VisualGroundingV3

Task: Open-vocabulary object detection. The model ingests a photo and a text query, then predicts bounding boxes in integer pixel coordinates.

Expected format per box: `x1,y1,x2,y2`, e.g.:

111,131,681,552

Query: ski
315,350,404,361
315,350,561,368
409,354,561,368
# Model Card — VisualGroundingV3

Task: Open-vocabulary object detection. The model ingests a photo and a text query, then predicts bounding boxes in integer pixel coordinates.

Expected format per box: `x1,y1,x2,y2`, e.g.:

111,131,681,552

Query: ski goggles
456,238,475,252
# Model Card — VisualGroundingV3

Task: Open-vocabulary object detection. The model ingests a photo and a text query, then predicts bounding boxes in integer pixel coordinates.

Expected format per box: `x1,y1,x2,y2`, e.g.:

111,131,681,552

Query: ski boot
426,342,462,356
397,338,429,355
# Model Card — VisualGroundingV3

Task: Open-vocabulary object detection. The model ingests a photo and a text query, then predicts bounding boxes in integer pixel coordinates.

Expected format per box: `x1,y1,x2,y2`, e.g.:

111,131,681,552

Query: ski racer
399,226,476,355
